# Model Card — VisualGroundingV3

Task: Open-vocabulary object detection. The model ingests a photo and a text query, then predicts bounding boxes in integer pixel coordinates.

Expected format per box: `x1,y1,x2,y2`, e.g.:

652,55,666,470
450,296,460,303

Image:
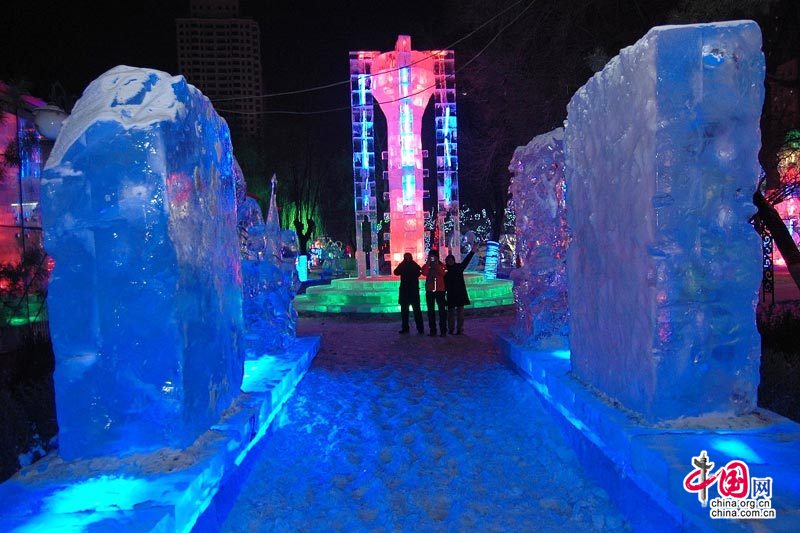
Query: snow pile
46,65,186,171
508,128,570,350
41,66,244,459
564,22,764,421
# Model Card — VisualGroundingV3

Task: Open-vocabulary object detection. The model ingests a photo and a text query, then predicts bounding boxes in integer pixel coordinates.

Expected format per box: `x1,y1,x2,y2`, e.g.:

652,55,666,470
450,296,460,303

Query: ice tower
41,66,244,459
565,22,764,421
349,36,460,275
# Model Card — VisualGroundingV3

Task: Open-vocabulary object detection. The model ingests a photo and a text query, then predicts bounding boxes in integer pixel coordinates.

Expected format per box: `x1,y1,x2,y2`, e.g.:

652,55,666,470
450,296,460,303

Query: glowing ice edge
498,333,800,530
0,337,320,532
45,65,192,170
294,274,514,314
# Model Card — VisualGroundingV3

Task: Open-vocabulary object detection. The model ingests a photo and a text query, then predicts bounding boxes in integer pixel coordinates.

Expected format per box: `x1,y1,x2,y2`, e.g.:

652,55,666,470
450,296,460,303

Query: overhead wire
211,0,527,103
369,0,539,108
216,0,538,116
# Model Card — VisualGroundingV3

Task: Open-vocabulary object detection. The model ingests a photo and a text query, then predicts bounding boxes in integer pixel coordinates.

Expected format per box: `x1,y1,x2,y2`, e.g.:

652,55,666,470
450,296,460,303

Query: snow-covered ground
222,314,629,531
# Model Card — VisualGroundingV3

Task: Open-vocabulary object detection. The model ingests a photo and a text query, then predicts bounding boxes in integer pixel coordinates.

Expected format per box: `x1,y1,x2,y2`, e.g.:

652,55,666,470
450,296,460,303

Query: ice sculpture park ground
222,313,630,531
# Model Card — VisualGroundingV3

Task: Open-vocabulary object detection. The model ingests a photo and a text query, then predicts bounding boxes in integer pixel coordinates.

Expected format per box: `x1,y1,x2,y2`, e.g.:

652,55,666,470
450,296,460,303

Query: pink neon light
772,195,800,267
371,36,435,269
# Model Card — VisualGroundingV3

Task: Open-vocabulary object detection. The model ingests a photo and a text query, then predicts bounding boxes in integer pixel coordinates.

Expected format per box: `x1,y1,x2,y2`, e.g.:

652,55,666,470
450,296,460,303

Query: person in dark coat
444,249,475,335
393,252,424,334
421,249,448,336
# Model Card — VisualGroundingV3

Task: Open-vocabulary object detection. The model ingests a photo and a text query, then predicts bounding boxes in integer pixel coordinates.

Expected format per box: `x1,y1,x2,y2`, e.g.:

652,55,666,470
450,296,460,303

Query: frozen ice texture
508,128,570,350
41,66,244,459
233,157,247,211
237,191,299,357
564,22,764,421
238,196,265,260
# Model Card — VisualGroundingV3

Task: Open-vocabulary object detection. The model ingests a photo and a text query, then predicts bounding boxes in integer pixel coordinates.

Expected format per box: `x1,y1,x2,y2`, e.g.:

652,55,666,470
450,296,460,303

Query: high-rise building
176,0,263,138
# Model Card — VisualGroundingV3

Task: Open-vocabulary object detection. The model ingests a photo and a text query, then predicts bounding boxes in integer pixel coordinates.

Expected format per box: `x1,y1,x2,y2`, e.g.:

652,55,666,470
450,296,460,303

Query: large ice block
564,22,764,421
508,128,570,350
41,66,244,459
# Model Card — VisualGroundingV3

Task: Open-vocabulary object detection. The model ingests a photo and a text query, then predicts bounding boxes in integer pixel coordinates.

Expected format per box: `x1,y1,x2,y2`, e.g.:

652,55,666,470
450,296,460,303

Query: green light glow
295,274,513,314
2,294,47,326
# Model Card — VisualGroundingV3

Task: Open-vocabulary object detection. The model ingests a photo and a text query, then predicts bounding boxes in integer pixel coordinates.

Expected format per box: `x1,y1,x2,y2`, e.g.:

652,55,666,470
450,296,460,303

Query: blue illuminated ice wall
508,128,570,351
348,51,380,277
433,50,461,259
565,22,764,421
235,164,298,357
41,66,244,459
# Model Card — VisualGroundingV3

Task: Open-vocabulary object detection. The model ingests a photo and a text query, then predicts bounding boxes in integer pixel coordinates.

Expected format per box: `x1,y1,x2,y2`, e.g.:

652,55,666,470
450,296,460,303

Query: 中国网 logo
683,450,776,520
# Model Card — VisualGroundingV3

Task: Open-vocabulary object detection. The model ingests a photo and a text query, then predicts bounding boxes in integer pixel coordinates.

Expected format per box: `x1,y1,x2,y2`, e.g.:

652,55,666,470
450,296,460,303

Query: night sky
2,0,453,111
3,0,798,242
4,1,797,134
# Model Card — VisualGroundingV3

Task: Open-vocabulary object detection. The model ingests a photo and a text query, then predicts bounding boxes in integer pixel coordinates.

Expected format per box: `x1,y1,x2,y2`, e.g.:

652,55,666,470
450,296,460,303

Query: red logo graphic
684,451,750,506
716,461,749,498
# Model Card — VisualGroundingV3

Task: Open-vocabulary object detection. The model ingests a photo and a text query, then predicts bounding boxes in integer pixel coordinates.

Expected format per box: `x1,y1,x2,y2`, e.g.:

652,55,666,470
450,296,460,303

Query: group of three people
393,248,476,337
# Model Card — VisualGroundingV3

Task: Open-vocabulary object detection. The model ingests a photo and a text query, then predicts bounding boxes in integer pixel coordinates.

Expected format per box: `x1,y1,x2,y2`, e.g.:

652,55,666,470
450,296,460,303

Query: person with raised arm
444,243,476,335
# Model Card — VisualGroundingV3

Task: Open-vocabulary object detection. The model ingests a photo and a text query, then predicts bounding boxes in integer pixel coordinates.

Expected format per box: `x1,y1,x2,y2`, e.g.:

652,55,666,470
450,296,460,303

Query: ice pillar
372,36,435,269
509,128,570,350
349,51,380,278
564,22,764,421
434,50,461,260
41,66,244,459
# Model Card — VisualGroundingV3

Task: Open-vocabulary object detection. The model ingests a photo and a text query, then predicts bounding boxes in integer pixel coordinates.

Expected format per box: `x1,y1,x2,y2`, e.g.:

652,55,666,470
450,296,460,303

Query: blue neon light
361,112,369,170
402,173,415,205
399,67,409,91
484,241,500,280
400,103,414,167
358,74,367,106
552,350,571,360
16,476,160,531
711,438,764,464
399,66,414,173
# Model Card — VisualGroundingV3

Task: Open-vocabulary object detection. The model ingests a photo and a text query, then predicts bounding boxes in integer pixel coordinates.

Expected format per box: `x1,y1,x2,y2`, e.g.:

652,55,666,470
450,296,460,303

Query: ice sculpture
41,66,244,459
233,157,248,218
564,22,764,421
350,37,461,276
509,128,570,350
237,173,298,357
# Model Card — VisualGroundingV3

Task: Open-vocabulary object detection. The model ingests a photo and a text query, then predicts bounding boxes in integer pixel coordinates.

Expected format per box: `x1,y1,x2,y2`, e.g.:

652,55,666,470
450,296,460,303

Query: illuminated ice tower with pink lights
350,36,460,276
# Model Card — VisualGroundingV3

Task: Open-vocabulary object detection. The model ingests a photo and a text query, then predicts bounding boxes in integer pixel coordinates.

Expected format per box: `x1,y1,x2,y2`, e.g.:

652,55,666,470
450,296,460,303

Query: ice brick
41,66,244,459
508,128,570,350
564,22,764,421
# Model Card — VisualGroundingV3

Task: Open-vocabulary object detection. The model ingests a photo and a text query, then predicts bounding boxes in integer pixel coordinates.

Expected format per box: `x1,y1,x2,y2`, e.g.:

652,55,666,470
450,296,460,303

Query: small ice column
41,66,244,459
564,22,764,421
508,128,570,350
237,174,298,357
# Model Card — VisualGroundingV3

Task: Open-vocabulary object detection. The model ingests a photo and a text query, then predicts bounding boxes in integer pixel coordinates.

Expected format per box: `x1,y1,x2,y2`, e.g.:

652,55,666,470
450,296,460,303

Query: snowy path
222,315,629,532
